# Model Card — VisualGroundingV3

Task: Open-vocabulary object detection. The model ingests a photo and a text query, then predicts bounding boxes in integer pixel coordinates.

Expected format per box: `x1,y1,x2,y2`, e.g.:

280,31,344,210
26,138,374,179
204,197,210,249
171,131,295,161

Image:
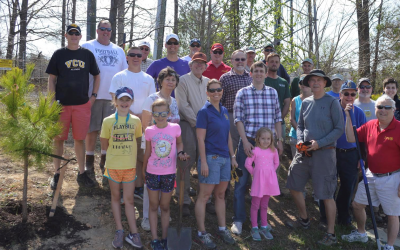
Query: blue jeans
233,138,256,223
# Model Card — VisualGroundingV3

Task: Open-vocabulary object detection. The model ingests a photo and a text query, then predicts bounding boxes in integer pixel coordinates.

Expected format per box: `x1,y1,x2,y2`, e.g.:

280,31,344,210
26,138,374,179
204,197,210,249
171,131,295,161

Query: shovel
167,161,192,250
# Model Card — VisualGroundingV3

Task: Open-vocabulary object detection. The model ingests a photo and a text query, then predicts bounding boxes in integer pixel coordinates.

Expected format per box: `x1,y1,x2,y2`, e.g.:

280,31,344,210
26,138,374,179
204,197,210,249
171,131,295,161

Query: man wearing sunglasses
182,38,202,62
342,94,400,250
261,44,290,84
203,43,231,80
327,74,344,100
138,41,153,72
47,23,100,190
354,78,377,121
146,33,190,97
82,20,128,179
319,81,366,230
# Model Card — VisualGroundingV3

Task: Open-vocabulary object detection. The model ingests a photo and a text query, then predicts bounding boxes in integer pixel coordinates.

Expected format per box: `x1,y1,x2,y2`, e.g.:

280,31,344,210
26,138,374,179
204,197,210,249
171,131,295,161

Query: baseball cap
190,38,201,46
358,77,371,86
246,46,256,53
340,81,357,92
331,74,344,81
211,43,224,52
302,58,314,65
67,23,81,33
166,33,179,42
191,52,207,63
299,74,308,85
303,69,333,87
264,43,274,49
138,41,150,48
115,87,134,99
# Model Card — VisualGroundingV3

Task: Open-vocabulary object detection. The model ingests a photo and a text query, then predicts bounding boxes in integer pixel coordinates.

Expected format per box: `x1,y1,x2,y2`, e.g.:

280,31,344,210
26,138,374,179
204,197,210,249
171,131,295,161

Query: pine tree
0,64,62,222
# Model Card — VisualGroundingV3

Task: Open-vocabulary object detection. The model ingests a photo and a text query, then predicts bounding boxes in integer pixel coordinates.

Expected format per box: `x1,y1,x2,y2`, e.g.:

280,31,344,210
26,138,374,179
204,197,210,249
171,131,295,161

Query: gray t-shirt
354,99,376,122
297,93,344,148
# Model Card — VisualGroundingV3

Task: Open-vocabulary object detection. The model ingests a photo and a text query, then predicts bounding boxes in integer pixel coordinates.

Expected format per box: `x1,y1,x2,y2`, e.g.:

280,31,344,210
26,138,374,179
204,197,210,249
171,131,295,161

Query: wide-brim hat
303,69,332,87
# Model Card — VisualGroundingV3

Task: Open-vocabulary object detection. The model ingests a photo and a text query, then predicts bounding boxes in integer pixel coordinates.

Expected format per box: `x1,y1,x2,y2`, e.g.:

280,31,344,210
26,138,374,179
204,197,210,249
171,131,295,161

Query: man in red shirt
203,43,231,80
342,94,400,250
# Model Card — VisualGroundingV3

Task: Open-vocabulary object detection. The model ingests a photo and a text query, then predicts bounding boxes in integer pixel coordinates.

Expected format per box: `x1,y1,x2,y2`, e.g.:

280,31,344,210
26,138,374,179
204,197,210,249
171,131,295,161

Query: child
142,99,189,250
244,127,280,241
100,87,143,249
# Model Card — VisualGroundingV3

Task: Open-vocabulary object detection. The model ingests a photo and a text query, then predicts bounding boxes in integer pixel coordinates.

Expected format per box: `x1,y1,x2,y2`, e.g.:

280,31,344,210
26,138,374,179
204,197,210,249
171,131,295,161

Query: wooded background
0,0,399,91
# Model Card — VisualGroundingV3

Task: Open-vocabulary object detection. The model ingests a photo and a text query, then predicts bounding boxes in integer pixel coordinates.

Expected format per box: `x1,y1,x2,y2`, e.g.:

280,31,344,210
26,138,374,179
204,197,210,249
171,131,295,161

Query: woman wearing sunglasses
194,79,238,248
382,77,400,121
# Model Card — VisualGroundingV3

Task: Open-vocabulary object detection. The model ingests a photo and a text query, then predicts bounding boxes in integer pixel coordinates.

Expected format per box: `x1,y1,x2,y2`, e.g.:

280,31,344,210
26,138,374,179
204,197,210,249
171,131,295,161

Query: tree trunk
109,0,118,43
18,0,28,70
371,0,383,88
155,0,167,59
22,152,29,223
6,0,18,59
61,0,66,47
356,0,371,77
206,0,212,59
129,0,135,47
86,0,96,41
200,0,206,44
245,0,255,44
307,0,313,58
117,0,125,46
71,0,76,23
173,0,178,34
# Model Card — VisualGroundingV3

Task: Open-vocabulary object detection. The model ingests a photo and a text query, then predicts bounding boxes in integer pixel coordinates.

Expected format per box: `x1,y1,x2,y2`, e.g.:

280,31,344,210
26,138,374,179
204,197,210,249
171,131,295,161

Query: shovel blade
167,227,192,250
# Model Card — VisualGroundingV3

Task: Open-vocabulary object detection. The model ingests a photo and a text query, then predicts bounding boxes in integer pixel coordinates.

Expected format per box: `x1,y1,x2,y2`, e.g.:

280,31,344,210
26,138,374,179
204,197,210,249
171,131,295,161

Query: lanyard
111,111,130,140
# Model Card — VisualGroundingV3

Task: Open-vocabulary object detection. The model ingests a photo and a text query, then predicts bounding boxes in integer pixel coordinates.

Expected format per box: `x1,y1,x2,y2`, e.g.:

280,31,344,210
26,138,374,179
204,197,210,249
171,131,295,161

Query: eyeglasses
264,49,273,52
343,92,357,97
127,53,142,58
68,31,80,36
98,27,112,32
190,44,200,48
166,41,179,45
213,50,223,55
377,105,393,110
152,111,169,117
359,85,372,89
140,47,149,51
234,58,246,62
208,88,223,93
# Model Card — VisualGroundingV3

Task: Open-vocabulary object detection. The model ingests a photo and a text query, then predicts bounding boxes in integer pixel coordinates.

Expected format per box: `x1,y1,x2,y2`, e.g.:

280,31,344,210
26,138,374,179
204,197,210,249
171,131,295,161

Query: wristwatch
92,93,97,98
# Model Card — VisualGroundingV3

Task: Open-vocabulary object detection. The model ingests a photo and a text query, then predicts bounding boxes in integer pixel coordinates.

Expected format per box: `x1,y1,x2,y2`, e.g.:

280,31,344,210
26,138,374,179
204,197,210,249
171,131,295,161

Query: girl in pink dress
245,127,280,241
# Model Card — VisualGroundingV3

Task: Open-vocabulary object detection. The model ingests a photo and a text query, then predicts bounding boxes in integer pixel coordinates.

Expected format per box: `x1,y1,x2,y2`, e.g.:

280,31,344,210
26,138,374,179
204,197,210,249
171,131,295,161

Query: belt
336,147,357,153
373,168,400,177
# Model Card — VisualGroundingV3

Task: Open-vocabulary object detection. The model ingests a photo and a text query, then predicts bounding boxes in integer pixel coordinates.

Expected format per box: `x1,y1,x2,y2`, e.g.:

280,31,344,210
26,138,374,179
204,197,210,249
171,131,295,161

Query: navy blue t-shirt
196,101,230,158
336,102,366,149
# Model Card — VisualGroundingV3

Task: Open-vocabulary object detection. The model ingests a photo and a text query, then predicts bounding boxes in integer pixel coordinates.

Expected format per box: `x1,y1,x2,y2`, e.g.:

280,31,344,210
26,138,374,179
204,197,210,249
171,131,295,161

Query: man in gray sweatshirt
285,69,344,246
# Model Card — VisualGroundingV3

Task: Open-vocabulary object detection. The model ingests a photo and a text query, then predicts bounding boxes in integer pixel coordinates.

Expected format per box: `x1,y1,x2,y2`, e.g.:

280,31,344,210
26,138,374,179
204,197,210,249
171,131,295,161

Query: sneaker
231,221,242,235
112,230,124,249
285,217,310,229
195,232,216,249
317,233,337,246
150,239,164,250
125,232,143,248
216,228,235,245
383,244,395,250
141,217,150,231
182,204,190,217
161,238,168,250
341,230,368,243
50,173,60,190
206,202,216,214
250,228,261,241
77,171,95,187
134,187,144,200
259,226,273,240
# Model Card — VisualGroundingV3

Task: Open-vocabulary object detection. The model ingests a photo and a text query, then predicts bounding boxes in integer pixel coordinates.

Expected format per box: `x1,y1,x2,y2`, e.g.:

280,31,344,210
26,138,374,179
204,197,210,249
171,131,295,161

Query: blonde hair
255,127,275,151
151,98,170,112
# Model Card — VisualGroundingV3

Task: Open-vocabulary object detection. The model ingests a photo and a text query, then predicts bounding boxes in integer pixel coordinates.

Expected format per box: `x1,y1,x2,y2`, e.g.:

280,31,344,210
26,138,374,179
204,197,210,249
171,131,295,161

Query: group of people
45,20,400,250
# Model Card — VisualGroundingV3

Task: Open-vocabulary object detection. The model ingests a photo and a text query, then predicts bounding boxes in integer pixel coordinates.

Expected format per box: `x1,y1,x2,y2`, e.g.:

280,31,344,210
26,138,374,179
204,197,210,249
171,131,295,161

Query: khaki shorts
89,100,115,133
286,148,337,200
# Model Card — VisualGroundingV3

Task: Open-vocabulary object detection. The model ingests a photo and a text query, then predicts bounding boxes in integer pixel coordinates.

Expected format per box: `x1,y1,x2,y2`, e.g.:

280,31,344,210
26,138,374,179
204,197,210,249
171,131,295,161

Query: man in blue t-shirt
327,74,344,99
319,80,366,227
146,33,190,97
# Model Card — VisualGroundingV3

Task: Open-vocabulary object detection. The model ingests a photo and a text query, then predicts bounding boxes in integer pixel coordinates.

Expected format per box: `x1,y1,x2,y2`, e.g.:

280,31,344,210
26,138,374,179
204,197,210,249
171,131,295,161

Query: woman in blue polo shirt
194,79,238,248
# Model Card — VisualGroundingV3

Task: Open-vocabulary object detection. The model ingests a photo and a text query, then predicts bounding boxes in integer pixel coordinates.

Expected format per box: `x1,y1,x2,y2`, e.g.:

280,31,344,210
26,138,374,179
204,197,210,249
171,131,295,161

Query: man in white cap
327,74,344,99
146,33,190,97
138,41,153,72
245,46,256,72
182,38,202,62
290,58,314,98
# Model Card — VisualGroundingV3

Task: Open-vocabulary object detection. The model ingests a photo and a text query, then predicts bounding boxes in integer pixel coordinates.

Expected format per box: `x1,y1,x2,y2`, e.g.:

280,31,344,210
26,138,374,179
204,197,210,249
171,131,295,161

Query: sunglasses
208,88,223,93
190,44,200,48
127,53,142,58
343,92,357,97
213,50,223,55
166,41,179,45
98,27,112,32
68,31,80,36
140,47,149,51
234,58,246,62
264,49,273,52
377,105,393,110
359,85,372,89
152,111,169,117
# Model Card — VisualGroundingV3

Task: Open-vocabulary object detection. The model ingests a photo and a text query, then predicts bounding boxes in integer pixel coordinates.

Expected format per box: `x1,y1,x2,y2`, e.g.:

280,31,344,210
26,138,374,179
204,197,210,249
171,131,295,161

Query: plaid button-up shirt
220,69,253,112
234,84,282,138
141,58,154,73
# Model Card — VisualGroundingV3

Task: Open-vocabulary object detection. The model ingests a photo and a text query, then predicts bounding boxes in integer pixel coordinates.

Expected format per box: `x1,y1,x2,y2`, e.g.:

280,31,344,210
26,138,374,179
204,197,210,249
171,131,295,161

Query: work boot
85,155,95,174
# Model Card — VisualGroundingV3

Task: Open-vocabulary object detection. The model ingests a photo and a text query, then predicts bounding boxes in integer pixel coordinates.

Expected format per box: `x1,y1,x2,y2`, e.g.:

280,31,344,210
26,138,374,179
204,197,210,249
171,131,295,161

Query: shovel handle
49,163,67,217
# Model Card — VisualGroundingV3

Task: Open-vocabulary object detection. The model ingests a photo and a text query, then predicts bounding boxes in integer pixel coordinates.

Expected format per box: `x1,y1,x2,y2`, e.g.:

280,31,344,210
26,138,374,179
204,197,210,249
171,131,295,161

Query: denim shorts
197,155,231,184
145,172,176,193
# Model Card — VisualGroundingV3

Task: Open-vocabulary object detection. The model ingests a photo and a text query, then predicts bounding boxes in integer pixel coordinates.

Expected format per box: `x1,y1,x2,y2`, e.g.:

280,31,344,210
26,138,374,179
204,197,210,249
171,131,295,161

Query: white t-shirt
82,40,128,100
109,69,156,114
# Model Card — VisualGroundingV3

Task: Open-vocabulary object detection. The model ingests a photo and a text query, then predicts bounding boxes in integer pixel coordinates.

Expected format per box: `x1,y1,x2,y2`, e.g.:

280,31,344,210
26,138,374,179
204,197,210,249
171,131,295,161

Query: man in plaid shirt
231,61,283,235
